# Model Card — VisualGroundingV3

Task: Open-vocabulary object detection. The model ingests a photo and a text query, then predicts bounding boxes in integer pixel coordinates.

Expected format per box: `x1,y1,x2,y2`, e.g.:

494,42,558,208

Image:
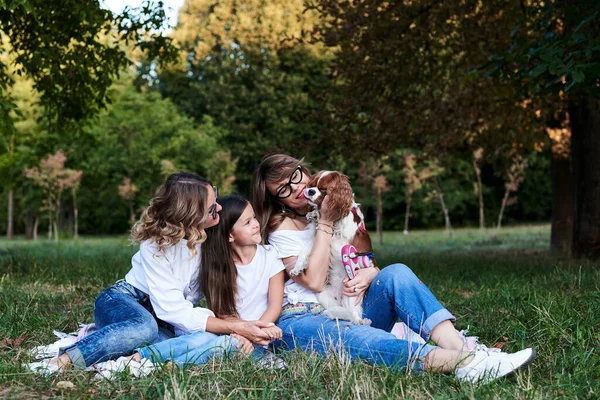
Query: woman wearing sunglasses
31,172,272,373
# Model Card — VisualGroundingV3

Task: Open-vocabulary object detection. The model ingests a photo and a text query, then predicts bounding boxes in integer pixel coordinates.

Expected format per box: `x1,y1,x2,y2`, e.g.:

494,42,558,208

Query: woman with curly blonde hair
40,172,272,372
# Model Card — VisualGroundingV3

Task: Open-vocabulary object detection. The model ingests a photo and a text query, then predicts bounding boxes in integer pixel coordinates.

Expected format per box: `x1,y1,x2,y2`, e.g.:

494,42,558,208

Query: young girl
126,194,285,366
30,172,272,373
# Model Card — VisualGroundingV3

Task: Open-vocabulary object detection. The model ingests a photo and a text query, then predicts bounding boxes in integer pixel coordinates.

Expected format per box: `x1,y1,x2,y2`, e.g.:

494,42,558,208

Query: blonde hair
131,172,213,255
251,154,311,241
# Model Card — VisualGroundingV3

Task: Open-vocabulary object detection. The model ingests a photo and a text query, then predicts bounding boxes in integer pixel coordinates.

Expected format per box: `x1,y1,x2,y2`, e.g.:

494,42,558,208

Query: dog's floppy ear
326,172,354,221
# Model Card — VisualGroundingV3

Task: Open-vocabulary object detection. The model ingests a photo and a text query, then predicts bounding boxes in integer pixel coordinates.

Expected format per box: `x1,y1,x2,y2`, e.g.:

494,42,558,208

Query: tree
487,0,600,257
23,150,82,241
74,79,234,233
546,120,572,254
372,174,390,245
401,153,435,234
472,148,486,232
0,0,177,129
118,177,139,227
496,155,528,233
155,0,331,190
311,0,540,160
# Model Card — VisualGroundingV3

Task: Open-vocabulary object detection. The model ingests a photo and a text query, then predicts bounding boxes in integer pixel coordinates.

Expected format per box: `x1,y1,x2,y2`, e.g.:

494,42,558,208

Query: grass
1,224,599,399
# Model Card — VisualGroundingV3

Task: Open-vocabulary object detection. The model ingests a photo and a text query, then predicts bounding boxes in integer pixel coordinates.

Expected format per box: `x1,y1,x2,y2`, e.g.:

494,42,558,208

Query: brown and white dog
289,170,376,325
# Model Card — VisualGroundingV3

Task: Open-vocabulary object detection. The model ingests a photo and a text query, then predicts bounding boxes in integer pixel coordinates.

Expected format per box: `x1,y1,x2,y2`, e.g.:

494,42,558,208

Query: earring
281,204,286,213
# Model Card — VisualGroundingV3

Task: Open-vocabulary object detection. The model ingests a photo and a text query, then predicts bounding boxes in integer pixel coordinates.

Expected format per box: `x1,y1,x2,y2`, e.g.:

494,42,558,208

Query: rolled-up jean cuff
135,346,154,361
410,343,437,374
422,308,456,339
60,344,87,369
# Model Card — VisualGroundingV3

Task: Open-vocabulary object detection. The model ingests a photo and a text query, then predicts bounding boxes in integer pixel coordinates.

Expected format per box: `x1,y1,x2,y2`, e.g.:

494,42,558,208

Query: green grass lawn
1,225,599,399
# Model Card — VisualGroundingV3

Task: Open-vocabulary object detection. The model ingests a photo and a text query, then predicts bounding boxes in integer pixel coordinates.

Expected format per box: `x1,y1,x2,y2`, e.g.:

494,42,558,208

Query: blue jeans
60,280,174,368
274,264,453,372
137,331,271,367
137,331,238,366
362,263,455,337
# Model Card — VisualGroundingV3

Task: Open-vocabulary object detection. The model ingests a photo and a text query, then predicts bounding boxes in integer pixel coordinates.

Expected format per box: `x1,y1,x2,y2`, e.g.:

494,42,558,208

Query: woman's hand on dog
343,267,380,305
318,195,336,223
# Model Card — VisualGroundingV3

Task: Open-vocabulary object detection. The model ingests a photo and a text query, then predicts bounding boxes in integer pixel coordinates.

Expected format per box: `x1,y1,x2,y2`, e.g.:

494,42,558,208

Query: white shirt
268,229,320,305
235,245,285,320
125,239,214,335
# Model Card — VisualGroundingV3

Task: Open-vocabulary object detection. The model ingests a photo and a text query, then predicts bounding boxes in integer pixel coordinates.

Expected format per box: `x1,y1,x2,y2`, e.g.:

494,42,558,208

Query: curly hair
131,172,213,256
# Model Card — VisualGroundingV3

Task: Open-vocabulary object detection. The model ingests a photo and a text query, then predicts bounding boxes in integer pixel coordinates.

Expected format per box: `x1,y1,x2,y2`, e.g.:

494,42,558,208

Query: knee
378,264,420,288
131,316,159,345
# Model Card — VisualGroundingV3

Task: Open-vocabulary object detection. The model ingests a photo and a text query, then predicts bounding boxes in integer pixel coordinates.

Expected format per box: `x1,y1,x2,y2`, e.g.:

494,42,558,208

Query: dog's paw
289,267,305,276
357,318,372,326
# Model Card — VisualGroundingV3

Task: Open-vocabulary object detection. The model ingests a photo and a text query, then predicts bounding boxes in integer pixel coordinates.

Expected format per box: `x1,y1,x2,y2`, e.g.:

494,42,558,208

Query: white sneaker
455,348,535,384
24,359,61,376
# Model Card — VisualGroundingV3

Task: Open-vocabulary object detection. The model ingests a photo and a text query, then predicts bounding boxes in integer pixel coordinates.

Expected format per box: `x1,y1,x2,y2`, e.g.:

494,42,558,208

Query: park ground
0,224,598,399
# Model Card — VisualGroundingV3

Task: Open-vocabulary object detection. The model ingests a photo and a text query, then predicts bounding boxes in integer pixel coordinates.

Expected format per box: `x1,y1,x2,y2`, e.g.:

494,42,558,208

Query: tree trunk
376,187,383,244
48,211,53,240
473,157,485,231
33,216,38,241
569,96,600,258
26,209,35,239
7,187,13,239
6,134,14,239
403,192,412,234
497,188,511,233
434,177,453,238
73,188,79,239
550,155,573,255
129,202,136,227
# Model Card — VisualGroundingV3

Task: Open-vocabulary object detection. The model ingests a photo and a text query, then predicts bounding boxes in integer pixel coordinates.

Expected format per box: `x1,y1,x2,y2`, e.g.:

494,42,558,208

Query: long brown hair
200,194,249,318
251,154,311,241
131,172,212,255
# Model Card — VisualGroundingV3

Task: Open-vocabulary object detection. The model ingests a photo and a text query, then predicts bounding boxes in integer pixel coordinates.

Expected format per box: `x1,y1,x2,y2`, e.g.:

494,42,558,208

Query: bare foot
48,353,73,370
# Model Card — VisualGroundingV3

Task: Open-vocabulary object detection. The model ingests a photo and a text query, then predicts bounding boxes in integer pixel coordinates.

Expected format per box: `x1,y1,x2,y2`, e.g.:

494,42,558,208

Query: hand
343,267,380,305
261,325,282,341
318,195,336,223
231,320,272,346
231,333,254,358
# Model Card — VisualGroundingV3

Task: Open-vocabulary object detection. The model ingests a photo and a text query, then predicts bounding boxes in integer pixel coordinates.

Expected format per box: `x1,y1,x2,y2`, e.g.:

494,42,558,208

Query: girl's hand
343,267,380,305
262,325,282,341
232,321,272,346
231,333,254,357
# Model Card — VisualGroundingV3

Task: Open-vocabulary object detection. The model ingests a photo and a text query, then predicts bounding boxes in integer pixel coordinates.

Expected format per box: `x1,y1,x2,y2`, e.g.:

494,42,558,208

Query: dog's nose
307,188,316,197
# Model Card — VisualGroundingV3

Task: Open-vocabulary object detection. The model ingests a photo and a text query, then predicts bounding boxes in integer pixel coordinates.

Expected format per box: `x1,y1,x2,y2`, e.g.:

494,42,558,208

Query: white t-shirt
235,245,285,320
125,239,215,335
268,229,320,305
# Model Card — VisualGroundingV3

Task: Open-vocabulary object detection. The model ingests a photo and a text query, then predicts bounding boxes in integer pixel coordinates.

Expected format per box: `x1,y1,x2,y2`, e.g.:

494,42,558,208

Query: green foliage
68,79,232,233
157,44,331,190
312,0,542,161
487,0,600,95
0,0,177,127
